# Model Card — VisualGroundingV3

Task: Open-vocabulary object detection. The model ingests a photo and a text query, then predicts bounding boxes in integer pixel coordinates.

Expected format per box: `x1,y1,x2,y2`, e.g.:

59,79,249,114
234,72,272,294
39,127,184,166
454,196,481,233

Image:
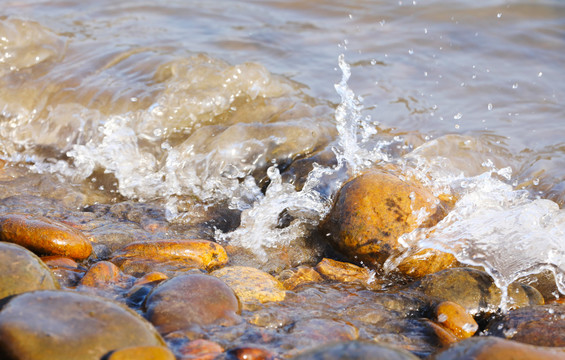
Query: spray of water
216,54,387,260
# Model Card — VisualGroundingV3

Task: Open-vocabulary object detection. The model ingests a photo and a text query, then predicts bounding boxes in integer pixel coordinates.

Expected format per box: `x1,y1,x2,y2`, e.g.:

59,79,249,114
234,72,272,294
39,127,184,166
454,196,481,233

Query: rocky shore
0,164,564,359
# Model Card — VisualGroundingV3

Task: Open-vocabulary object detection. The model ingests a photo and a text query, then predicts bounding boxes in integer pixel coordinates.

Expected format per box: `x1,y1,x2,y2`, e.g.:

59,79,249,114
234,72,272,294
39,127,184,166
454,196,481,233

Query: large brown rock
0,242,59,301
432,337,565,360
323,169,454,276
144,273,241,334
0,213,92,260
0,290,165,360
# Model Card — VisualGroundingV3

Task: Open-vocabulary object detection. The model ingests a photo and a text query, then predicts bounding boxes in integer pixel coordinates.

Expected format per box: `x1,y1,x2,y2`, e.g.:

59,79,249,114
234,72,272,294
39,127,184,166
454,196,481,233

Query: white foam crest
217,165,334,261
396,156,565,309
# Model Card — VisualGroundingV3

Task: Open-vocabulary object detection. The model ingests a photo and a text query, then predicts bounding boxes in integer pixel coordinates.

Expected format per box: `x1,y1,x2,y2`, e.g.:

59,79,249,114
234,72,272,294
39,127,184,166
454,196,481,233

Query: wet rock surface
322,168,455,276
432,336,565,360
289,341,420,360
0,290,165,360
144,273,241,335
0,194,559,358
0,213,92,260
485,303,565,347
412,267,544,316
0,242,60,301
111,239,228,277
211,266,286,308
105,346,176,360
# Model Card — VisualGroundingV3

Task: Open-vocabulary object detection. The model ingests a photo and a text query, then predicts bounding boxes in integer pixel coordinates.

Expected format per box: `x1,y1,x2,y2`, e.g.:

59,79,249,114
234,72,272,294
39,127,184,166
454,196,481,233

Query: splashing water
393,141,565,310
216,54,388,260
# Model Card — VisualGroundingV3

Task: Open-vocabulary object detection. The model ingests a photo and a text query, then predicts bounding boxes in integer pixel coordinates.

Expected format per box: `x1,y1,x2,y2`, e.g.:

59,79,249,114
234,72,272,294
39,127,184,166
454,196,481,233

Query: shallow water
1,0,565,352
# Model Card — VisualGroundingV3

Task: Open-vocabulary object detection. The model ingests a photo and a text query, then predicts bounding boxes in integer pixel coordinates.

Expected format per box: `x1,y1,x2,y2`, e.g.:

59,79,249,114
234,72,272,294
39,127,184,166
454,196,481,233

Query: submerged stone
0,213,92,260
0,242,59,301
432,336,565,360
211,266,286,308
485,303,565,347
322,168,454,276
0,290,165,360
290,341,419,360
144,273,241,334
412,267,544,315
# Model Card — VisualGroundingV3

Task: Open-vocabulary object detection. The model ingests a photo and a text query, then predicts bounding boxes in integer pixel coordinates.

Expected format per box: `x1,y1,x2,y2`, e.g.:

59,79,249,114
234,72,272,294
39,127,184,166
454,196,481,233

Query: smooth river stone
111,239,228,276
314,258,377,288
412,267,544,316
432,337,565,360
106,346,175,360
211,266,286,308
485,303,565,347
0,242,59,301
322,168,455,276
433,301,478,339
145,273,241,334
290,341,419,360
0,290,165,360
0,213,92,260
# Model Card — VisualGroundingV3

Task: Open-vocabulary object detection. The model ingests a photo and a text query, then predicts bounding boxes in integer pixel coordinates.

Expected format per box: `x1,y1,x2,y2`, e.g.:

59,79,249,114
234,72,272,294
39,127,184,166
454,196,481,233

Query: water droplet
370,59,377,65
408,49,414,55
454,113,462,120
538,72,543,77
512,83,518,89
455,124,460,129
497,13,502,18
488,103,493,111
533,178,540,186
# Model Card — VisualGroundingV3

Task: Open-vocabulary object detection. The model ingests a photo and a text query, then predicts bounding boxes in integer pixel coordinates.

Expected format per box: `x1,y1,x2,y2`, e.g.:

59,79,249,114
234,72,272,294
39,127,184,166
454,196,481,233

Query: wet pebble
432,336,565,360
223,346,278,360
289,340,420,360
314,258,378,288
485,303,565,347
112,239,228,277
322,168,454,276
412,267,544,316
175,339,224,360
144,273,241,335
0,242,59,301
277,266,323,290
287,318,358,355
211,266,286,308
433,301,478,339
0,290,165,360
0,213,92,260
106,346,175,360
79,260,130,289
42,255,85,288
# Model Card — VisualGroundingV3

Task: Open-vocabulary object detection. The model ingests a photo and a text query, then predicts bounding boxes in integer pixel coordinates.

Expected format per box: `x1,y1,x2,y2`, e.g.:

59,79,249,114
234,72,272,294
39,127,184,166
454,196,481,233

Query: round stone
211,266,286,308
0,290,165,360
145,273,241,334
322,169,453,276
0,242,60,301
